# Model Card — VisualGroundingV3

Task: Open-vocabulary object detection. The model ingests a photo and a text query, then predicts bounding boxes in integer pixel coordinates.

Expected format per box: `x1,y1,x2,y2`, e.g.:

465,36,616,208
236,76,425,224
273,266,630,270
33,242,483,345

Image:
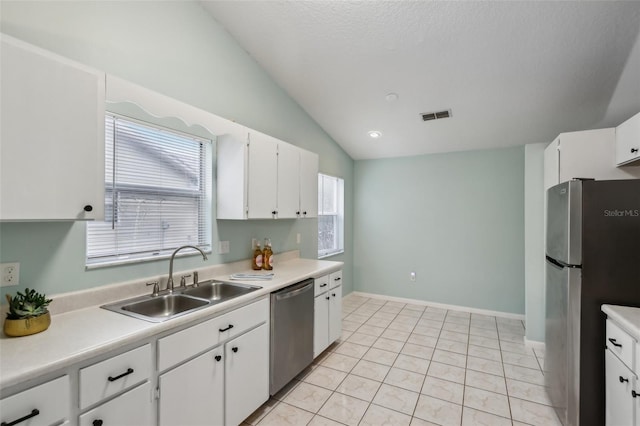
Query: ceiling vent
421,109,452,121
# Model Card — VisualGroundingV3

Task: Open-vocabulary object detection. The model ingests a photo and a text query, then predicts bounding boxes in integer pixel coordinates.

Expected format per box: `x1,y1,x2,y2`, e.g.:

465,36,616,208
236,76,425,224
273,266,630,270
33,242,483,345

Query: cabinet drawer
79,344,151,409
158,297,269,371
329,270,343,289
79,382,152,426
606,319,635,369
314,275,329,296
0,375,70,426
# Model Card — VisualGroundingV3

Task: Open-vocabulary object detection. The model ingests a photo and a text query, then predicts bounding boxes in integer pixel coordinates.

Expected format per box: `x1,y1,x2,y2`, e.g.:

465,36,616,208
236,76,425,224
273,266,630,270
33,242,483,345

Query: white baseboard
349,291,525,321
524,337,545,351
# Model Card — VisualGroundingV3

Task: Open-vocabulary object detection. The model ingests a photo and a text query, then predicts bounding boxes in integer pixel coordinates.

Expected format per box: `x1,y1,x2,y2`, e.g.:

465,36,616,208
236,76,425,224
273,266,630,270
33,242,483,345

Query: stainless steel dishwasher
270,278,314,395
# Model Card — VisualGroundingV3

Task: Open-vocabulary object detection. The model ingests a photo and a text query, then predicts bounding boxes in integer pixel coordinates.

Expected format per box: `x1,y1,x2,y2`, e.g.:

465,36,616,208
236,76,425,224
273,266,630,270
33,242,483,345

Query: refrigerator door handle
546,255,581,269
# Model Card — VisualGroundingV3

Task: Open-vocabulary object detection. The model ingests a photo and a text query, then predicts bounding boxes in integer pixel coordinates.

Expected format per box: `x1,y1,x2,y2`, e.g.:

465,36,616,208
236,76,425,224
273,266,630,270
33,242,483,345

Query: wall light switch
1,262,20,287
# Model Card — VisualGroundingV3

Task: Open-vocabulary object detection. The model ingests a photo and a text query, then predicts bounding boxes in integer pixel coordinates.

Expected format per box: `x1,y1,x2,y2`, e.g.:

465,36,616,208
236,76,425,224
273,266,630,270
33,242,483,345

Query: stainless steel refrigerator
545,179,640,426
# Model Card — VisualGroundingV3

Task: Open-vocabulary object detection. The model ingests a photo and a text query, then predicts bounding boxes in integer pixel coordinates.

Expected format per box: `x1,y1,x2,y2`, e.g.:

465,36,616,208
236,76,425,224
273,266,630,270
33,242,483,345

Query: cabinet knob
215,355,222,362
84,204,93,212
303,211,307,216
232,346,239,353
620,376,629,383
332,293,336,297
326,296,330,300
93,420,104,426
632,390,638,398
272,210,277,215
296,211,301,216
631,148,639,154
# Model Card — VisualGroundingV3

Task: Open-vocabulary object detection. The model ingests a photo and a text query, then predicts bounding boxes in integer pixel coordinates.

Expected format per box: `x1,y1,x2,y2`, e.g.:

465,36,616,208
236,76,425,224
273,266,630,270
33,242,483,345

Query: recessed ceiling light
368,130,382,139
385,93,399,102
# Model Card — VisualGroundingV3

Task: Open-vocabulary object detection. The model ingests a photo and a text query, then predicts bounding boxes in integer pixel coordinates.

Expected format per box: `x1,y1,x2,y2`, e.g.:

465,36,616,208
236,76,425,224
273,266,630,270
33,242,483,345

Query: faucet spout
167,245,208,293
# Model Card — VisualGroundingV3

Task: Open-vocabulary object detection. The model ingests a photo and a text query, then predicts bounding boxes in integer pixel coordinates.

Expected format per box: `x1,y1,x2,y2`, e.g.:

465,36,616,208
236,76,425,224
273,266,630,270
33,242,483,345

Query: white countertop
0,256,342,391
602,304,640,341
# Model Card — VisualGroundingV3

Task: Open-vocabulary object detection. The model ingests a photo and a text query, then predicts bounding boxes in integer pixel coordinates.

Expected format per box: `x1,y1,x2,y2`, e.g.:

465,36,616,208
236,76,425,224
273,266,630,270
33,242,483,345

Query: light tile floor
243,294,562,426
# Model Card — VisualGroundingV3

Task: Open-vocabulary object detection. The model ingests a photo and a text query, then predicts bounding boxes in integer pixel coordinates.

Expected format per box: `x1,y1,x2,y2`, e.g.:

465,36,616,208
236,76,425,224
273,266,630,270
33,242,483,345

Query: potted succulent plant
4,288,52,337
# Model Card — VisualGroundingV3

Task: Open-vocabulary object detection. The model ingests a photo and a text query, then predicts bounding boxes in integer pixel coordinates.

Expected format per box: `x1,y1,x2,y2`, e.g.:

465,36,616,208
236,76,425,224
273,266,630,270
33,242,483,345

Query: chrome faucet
167,245,208,293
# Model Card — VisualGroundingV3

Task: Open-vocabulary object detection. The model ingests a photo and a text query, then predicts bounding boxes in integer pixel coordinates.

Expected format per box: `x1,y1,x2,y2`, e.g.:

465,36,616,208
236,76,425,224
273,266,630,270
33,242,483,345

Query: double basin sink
102,281,261,323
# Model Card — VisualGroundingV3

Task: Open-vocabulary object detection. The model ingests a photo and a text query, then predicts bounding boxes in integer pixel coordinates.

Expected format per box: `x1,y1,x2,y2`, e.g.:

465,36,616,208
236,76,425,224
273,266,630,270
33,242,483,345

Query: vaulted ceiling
202,1,640,160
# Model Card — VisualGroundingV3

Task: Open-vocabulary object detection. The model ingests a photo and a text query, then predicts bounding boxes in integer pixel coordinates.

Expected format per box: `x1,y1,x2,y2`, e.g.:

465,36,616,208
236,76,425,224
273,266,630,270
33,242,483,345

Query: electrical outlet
410,271,416,282
1,262,20,287
296,233,301,244
218,241,230,254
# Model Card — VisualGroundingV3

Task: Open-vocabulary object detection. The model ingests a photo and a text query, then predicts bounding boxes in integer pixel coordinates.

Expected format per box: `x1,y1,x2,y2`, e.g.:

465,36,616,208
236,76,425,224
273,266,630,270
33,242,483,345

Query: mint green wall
0,1,353,297
353,147,525,314
524,143,547,342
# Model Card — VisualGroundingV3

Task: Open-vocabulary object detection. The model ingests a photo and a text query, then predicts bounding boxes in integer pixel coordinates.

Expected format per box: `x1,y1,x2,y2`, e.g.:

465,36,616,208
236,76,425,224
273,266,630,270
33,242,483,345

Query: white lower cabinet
605,349,636,426
225,324,269,426
79,382,152,426
604,315,640,426
313,270,343,358
159,347,224,426
157,298,269,426
0,375,70,426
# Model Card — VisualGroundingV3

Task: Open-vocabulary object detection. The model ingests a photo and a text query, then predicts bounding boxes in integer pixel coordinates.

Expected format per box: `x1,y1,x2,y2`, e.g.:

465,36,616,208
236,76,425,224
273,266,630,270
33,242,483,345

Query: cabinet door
299,149,319,218
328,284,343,345
225,324,269,426
277,142,300,219
159,347,224,426
0,35,105,221
0,375,70,426
605,349,634,426
616,112,640,165
247,132,278,219
314,294,330,358
79,382,152,426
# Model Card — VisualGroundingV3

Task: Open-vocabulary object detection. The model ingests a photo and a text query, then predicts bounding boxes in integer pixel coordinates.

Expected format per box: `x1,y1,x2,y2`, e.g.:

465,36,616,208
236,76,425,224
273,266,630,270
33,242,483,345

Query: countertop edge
601,304,640,341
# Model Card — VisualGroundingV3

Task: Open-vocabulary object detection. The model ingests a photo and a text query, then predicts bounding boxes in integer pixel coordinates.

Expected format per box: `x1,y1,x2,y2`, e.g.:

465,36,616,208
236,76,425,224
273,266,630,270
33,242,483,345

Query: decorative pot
3,312,51,337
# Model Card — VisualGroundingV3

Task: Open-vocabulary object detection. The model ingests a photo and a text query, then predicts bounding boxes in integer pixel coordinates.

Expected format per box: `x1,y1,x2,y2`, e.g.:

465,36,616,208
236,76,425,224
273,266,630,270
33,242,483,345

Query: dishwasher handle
274,280,313,301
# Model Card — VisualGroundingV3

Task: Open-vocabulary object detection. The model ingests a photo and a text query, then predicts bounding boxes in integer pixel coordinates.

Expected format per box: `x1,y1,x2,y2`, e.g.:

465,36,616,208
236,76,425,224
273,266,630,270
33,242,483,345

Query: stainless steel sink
123,294,209,318
181,281,261,301
101,281,261,322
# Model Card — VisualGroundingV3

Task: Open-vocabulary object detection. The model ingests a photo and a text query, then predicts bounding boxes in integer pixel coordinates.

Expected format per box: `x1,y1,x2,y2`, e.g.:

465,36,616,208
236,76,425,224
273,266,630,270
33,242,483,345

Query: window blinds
87,115,211,266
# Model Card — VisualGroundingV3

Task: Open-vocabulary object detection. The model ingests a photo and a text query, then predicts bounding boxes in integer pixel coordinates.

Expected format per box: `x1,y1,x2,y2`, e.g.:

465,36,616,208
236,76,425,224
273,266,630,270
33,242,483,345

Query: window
86,114,212,267
318,173,344,258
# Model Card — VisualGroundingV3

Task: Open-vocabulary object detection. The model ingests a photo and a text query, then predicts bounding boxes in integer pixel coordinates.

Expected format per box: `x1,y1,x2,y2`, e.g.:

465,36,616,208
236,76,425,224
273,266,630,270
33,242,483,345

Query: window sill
86,248,212,270
318,250,344,260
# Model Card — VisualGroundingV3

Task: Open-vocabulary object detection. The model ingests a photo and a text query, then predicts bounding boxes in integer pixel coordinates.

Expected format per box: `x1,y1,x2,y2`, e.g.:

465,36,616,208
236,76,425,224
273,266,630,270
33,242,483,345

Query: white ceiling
201,1,640,160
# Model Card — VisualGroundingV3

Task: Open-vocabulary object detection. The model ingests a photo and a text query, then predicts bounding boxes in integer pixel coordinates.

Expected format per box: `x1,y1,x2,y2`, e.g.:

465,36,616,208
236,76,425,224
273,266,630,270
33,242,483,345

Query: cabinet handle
108,368,134,382
632,390,638,398
608,338,622,348
215,355,222,362
631,148,639,154
93,420,104,426
232,347,238,353
84,205,93,212
219,324,234,332
320,283,327,288
1,409,40,426
334,277,341,281
619,376,629,383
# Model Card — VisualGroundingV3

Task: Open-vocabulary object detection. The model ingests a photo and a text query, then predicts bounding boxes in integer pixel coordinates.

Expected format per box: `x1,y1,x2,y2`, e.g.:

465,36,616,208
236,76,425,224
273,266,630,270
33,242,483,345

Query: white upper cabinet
0,34,105,221
299,148,319,218
616,112,640,166
543,128,640,190
217,129,319,220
